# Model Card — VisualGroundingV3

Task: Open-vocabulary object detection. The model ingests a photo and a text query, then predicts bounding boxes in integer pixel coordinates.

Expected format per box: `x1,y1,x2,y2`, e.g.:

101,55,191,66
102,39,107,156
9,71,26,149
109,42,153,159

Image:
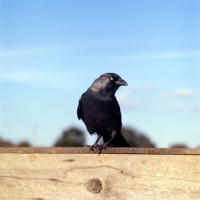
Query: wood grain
0,147,200,155
0,148,200,199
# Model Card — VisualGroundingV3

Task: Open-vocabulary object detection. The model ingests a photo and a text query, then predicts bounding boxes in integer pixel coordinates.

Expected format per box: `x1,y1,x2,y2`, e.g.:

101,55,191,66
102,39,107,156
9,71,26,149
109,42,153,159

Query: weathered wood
0,147,200,155
0,148,200,200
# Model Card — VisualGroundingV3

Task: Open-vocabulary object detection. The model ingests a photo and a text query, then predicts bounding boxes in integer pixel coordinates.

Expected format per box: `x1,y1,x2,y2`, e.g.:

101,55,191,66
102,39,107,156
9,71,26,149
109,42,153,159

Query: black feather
77,73,130,153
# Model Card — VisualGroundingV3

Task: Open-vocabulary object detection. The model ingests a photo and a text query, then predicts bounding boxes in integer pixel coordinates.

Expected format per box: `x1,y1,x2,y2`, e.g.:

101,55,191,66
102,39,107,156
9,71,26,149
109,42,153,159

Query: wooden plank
0,147,200,155
0,152,200,199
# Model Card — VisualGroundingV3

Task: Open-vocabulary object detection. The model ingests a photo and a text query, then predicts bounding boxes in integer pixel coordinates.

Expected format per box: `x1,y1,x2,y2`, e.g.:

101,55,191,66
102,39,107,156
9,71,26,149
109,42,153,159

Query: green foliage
122,127,156,147
17,141,31,147
54,127,85,147
170,144,188,148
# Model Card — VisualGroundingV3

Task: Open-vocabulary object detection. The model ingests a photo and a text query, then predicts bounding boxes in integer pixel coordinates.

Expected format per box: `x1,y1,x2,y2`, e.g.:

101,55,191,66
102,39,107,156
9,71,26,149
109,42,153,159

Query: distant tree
54,127,86,147
0,138,14,147
121,127,155,147
170,144,188,148
17,141,31,147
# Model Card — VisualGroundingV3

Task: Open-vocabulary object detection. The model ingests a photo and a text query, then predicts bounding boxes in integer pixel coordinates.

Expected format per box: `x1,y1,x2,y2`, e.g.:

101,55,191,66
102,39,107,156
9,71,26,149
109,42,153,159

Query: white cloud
0,69,84,89
168,104,200,114
0,41,102,59
160,87,197,100
103,50,200,62
172,88,196,99
115,83,157,110
143,83,157,91
0,46,60,59
116,91,144,109
0,71,43,83
128,83,157,91
1,44,200,64
190,105,200,112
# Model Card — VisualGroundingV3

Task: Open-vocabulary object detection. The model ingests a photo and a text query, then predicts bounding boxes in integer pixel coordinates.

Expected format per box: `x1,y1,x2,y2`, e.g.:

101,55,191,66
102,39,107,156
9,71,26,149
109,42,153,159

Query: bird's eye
110,77,114,81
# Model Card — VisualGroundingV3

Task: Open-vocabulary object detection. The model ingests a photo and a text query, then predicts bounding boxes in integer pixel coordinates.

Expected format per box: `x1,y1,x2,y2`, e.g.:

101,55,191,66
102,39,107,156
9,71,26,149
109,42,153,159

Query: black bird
77,73,130,154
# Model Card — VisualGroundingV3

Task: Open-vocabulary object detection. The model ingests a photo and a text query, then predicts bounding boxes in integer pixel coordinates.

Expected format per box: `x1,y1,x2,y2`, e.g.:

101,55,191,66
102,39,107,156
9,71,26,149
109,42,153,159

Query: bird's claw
86,143,113,155
85,143,101,152
98,144,107,155
90,145,97,152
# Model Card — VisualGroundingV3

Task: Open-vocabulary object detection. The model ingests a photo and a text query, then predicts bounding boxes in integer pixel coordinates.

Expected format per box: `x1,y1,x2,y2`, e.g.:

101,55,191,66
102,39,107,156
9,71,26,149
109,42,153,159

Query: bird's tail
103,131,131,147
112,132,131,147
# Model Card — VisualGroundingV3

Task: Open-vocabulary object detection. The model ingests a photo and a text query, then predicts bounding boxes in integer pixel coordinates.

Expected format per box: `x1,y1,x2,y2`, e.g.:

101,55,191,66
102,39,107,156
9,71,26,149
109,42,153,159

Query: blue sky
0,0,200,147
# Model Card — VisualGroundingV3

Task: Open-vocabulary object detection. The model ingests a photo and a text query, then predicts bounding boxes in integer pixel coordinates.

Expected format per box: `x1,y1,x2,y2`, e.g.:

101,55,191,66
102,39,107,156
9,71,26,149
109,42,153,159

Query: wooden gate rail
0,147,200,200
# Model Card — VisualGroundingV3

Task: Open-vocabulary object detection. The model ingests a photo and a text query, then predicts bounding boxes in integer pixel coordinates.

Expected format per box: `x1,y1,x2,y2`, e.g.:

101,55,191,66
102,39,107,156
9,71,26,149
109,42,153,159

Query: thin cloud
172,88,196,99
116,83,157,109
0,69,84,89
129,83,158,91
168,103,185,111
189,105,200,112
117,91,144,109
56,49,200,63
0,46,59,58
0,71,44,83
102,50,200,62
1,44,200,62
143,83,158,91
0,41,105,59
160,87,197,100
168,104,200,113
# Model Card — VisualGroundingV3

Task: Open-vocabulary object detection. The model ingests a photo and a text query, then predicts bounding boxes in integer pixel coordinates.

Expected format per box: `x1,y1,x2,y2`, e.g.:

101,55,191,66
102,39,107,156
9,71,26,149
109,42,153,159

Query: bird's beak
116,78,128,86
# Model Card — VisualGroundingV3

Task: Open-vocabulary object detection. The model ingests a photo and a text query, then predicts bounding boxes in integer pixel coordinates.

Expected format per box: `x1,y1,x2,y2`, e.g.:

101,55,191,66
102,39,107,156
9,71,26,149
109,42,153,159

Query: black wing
112,96,122,122
77,94,84,120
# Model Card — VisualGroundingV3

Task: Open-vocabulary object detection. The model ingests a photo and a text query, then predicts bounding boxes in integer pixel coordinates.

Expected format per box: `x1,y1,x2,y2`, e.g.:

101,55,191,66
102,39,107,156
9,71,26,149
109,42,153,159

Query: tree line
0,126,190,148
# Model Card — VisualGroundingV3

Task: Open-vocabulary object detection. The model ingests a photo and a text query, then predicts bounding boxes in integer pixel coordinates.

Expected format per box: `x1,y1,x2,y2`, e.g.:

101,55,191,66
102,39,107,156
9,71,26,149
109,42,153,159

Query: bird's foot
97,143,114,155
86,143,113,155
85,143,101,152
98,144,107,155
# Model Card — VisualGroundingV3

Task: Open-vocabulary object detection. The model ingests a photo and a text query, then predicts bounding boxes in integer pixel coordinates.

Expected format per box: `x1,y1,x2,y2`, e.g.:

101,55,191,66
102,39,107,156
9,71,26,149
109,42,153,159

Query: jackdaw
77,73,130,154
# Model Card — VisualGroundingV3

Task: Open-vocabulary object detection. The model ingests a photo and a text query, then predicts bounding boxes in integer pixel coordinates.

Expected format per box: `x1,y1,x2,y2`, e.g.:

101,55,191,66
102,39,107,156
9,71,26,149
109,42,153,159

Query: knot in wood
87,178,102,193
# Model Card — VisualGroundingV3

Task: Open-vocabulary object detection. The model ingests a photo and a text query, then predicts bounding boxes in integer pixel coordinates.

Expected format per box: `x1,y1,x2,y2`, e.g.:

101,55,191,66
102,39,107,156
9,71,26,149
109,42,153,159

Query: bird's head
89,73,128,98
